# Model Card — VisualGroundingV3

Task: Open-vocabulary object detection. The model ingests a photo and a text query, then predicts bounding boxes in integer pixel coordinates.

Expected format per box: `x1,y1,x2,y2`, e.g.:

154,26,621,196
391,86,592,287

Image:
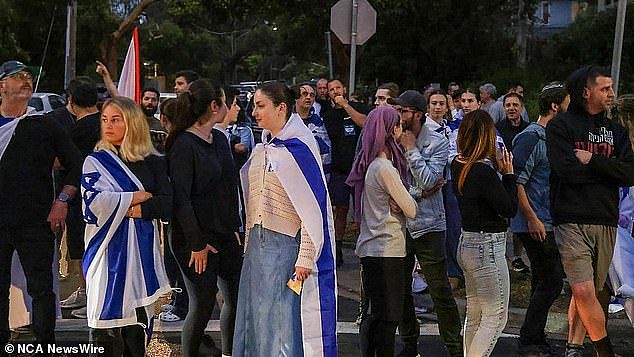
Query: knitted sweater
244,153,316,269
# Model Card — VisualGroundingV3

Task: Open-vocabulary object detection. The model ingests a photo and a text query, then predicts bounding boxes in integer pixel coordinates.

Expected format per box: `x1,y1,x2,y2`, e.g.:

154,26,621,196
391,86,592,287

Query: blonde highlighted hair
611,94,634,148
456,109,498,194
95,97,156,162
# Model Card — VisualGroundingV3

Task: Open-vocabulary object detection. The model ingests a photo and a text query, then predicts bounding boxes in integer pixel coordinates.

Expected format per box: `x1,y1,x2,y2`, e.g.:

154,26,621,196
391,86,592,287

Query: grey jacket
405,118,450,238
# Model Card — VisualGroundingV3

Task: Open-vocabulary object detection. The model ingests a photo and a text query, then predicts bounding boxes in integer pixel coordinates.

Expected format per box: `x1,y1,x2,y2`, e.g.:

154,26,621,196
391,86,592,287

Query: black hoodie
546,110,634,226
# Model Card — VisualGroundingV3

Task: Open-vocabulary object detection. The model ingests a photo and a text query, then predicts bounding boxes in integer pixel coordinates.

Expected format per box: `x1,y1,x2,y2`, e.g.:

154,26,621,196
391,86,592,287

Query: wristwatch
57,192,71,203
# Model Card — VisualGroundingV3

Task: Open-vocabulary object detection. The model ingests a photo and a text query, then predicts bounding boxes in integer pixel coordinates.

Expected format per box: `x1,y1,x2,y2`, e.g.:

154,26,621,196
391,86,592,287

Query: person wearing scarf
233,82,337,356
82,97,172,356
346,106,416,356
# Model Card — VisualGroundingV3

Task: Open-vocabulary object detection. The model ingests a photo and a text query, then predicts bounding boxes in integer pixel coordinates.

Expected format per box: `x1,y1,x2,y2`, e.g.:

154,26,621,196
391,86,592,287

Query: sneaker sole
60,303,87,309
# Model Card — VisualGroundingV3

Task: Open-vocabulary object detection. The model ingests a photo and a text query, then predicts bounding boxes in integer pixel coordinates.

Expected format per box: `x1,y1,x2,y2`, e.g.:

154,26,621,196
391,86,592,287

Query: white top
355,157,417,258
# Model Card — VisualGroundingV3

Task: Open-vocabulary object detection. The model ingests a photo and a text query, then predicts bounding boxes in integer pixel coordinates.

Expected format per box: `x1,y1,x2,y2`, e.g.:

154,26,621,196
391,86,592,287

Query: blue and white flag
0,110,33,161
81,150,171,333
241,113,338,356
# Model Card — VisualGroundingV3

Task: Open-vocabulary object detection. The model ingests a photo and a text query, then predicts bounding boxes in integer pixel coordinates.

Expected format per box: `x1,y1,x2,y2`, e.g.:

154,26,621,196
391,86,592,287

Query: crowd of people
1,57,633,357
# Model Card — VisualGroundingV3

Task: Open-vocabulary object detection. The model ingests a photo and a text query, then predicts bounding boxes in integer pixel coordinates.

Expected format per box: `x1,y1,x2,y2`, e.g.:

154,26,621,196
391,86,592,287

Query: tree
100,0,160,79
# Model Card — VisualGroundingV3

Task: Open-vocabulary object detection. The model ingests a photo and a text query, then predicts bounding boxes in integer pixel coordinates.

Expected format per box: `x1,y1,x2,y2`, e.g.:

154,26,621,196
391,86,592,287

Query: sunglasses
9,71,33,82
300,91,316,98
396,108,416,114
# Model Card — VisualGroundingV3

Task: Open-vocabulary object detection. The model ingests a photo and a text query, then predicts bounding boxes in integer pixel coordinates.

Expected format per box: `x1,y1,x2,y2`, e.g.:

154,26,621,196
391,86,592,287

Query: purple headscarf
346,106,410,222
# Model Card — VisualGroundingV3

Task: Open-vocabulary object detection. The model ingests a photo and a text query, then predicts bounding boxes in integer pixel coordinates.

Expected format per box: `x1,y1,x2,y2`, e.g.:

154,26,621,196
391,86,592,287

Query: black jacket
546,110,634,226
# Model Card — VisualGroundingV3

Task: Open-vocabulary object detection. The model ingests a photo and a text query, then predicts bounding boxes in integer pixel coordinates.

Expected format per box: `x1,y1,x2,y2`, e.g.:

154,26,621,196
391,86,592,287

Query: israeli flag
0,110,31,161
241,113,338,356
82,150,171,335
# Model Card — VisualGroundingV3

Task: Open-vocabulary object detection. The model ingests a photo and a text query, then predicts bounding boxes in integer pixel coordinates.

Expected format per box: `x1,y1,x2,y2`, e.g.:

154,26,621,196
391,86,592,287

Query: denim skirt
232,225,304,356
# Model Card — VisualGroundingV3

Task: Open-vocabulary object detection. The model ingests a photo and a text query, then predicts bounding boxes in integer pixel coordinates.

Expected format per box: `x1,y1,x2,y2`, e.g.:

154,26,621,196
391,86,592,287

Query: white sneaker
159,310,181,322
71,305,87,319
160,304,175,313
60,287,87,309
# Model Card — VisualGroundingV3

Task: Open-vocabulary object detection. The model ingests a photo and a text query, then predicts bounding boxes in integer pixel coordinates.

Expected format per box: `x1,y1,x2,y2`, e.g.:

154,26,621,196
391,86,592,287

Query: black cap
0,60,30,81
387,90,426,112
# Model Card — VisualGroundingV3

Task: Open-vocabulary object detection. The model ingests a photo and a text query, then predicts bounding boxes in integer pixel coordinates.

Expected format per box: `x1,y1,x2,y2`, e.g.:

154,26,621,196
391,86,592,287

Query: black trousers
516,232,564,347
89,307,148,357
359,257,405,357
399,231,463,357
65,198,86,260
0,223,56,346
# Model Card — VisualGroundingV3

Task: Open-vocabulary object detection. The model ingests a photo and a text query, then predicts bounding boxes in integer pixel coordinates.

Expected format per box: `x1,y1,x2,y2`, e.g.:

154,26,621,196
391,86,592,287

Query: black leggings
171,230,242,356
359,257,406,357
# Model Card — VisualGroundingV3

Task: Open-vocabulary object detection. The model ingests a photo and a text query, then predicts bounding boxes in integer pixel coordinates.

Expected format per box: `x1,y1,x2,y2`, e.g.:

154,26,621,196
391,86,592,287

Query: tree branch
112,0,159,41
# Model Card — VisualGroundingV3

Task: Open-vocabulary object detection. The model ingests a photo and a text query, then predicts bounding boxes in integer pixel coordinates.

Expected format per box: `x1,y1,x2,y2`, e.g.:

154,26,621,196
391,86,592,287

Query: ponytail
165,79,224,151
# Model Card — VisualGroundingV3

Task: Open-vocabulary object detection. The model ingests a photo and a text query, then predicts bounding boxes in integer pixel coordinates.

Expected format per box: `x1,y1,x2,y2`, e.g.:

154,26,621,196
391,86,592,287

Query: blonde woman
82,97,172,356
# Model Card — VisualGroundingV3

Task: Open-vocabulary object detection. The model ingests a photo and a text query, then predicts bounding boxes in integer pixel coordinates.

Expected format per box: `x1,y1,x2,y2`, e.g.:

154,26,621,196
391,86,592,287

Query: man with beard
547,66,634,357
141,88,166,153
512,82,569,356
389,90,462,357
0,60,82,347
322,79,368,267
314,78,332,116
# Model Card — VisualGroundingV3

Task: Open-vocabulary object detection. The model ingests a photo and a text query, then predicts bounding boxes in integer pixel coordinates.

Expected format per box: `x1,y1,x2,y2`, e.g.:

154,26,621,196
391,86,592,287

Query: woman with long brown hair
450,109,517,357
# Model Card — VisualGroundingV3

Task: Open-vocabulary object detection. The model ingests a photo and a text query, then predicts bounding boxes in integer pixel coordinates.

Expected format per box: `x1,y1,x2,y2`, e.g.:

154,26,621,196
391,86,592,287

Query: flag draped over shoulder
117,27,141,103
0,110,32,161
240,113,338,357
81,150,170,332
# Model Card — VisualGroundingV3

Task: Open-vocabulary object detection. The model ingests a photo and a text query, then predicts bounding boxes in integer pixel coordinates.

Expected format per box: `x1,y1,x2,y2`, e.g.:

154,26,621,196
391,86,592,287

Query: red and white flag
117,27,141,103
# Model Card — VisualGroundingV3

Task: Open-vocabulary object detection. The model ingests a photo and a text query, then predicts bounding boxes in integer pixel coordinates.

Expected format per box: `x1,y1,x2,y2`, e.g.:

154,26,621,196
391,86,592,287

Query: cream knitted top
244,150,316,269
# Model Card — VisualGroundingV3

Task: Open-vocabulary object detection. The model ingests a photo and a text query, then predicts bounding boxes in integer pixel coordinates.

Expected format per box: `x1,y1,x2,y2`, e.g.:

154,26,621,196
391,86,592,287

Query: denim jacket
406,117,450,238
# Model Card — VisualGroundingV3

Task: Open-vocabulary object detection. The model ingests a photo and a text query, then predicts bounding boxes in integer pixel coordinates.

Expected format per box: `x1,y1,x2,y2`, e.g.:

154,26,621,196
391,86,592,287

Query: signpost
611,0,627,96
330,0,376,93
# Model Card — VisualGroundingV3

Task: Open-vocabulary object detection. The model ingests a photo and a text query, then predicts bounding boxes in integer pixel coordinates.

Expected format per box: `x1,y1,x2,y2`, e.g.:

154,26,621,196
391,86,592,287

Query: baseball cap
387,90,426,112
0,60,31,81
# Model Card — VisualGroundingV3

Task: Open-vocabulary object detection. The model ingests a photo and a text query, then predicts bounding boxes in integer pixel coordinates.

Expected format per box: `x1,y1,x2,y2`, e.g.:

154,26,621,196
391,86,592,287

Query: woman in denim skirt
450,110,518,357
233,82,337,356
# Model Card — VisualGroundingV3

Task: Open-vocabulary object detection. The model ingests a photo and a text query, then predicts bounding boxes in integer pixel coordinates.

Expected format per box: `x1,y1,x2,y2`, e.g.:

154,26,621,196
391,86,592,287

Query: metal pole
63,0,77,90
349,0,359,94
326,31,334,79
611,0,627,96
36,7,56,92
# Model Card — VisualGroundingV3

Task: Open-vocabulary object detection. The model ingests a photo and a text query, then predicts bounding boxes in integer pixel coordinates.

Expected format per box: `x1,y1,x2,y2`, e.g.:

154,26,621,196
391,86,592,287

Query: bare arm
96,60,119,97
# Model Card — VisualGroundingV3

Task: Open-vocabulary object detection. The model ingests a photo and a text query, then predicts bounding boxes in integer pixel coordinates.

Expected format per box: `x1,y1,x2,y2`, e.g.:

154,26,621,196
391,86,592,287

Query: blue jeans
458,231,509,357
233,225,303,356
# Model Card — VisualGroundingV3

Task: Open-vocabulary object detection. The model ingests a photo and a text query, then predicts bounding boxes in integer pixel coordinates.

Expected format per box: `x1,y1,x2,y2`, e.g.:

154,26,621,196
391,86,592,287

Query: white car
28,93,66,114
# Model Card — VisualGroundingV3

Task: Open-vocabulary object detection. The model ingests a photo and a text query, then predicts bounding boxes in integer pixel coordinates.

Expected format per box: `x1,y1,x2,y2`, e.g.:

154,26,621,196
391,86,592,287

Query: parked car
28,93,66,114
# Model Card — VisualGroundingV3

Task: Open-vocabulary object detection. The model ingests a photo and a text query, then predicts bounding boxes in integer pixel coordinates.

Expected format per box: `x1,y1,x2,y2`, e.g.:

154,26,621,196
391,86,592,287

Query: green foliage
539,6,634,94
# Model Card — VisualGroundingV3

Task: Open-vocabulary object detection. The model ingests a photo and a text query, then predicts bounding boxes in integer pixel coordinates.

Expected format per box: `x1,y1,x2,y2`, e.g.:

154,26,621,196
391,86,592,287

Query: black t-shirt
0,114,82,226
72,113,101,158
322,102,369,175
451,160,518,233
48,106,76,132
168,130,240,251
496,118,529,152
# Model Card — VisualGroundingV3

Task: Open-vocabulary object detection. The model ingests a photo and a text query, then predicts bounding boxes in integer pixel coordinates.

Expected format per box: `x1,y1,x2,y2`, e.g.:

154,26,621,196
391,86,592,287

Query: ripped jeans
458,231,510,357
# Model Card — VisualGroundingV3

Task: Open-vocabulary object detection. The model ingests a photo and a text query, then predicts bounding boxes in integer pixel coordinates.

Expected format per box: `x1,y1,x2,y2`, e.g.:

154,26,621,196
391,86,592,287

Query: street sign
330,0,376,45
